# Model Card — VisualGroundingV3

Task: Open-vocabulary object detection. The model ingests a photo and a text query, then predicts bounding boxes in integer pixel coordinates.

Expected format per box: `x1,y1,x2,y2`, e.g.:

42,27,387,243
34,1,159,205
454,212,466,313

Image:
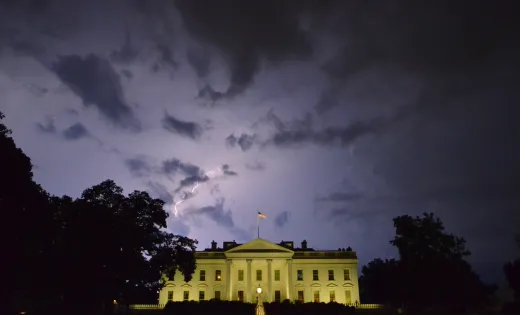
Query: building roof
196,238,357,259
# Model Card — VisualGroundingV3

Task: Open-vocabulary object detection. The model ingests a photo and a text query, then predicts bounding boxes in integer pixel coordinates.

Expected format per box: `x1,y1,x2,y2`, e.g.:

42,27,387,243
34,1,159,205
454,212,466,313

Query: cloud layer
0,0,518,285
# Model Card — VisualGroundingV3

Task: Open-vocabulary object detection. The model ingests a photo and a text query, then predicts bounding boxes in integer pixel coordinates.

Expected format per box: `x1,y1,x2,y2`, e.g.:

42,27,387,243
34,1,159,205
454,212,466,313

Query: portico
224,238,295,302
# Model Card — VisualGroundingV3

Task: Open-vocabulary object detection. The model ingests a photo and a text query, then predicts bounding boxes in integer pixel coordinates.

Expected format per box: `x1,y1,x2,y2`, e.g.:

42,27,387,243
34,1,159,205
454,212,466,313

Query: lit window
329,290,335,302
343,269,351,281
215,270,222,281
297,270,303,281
298,290,304,302
328,270,334,281
313,290,320,303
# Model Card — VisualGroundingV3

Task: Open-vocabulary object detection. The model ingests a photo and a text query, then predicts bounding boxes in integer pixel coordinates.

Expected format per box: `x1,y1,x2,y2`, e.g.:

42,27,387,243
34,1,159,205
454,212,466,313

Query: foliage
503,234,520,313
360,213,497,314
0,111,57,312
359,258,400,305
0,111,197,314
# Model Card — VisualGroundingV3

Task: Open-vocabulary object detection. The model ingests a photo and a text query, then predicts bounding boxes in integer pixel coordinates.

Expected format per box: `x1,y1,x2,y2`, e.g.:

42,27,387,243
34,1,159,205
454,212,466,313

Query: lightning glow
172,166,223,216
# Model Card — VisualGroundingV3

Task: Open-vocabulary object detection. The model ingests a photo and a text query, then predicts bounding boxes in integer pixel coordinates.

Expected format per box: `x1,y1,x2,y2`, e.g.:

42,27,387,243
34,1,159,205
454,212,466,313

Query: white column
286,259,293,301
226,259,232,300
246,259,252,303
267,259,273,302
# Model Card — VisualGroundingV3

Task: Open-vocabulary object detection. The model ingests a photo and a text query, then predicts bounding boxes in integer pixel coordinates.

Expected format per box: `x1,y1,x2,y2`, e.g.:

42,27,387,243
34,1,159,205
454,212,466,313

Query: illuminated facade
158,238,360,304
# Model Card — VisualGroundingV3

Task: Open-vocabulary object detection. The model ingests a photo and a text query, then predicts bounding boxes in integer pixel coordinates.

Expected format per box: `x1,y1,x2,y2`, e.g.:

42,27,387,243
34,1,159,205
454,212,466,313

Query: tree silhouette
503,234,520,311
392,213,496,313
359,258,400,305
1,111,57,312
50,180,198,313
0,112,198,314
360,212,496,314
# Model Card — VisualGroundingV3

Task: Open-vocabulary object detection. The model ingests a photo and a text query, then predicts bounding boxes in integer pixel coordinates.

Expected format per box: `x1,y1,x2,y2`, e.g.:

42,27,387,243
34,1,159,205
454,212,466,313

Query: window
274,290,281,303
329,290,336,303
313,290,320,303
345,290,352,304
183,291,189,301
238,290,244,302
297,270,303,281
199,291,205,301
256,269,262,281
274,269,280,281
200,270,206,281
313,270,319,281
215,291,221,300
238,269,244,281
343,269,350,281
328,270,334,281
215,270,222,281
167,291,173,301
297,290,304,302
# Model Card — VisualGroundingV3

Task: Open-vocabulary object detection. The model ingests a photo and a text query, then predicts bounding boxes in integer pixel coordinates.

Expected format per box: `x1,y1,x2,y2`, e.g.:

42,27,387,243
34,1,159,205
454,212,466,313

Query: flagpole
257,214,260,238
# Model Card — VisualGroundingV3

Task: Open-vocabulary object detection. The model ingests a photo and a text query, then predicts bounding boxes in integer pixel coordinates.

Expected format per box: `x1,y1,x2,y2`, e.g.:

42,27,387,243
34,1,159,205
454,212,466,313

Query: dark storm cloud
266,116,394,148
245,161,266,171
109,31,139,64
61,123,89,141
162,112,203,140
186,45,211,78
162,158,201,177
125,157,152,177
314,1,517,114
51,54,141,131
274,211,290,228
121,69,133,79
173,164,238,194
174,0,315,101
226,133,256,152
327,207,383,224
35,118,56,134
221,164,238,176
371,105,520,208
189,199,251,240
155,43,179,70
192,200,234,228
147,181,174,204
316,192,364,202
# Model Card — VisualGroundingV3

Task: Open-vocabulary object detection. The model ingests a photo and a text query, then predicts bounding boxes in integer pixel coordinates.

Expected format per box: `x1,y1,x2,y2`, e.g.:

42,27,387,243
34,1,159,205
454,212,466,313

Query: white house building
158,238,360,305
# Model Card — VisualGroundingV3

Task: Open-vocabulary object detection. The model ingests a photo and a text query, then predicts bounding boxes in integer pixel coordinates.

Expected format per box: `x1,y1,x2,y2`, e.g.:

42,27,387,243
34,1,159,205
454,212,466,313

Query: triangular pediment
225,238,294,253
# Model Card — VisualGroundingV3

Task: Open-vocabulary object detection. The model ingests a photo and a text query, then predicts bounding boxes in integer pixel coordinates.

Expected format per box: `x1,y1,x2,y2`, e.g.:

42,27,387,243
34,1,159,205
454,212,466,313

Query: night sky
1,0,518,286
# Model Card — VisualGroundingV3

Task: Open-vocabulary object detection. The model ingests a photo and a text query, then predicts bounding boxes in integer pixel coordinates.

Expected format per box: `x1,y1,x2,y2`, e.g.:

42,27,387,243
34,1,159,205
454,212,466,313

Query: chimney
346,246,352,252
301,240,307,249
211,240,217,250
